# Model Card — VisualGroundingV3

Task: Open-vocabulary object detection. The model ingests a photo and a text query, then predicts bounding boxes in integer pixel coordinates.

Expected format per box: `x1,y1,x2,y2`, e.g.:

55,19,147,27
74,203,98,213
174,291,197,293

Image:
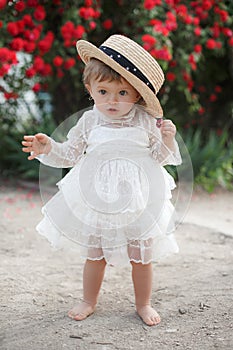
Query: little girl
22,35,181,326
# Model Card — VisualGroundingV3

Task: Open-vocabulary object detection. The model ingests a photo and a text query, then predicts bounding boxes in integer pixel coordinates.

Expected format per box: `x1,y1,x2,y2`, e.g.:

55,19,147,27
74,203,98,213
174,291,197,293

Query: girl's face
86,78,141,118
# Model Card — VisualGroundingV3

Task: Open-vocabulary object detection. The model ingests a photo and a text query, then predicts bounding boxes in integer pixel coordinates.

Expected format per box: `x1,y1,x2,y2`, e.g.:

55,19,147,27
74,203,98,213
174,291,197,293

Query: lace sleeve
148,117,182,166
36,115,88,168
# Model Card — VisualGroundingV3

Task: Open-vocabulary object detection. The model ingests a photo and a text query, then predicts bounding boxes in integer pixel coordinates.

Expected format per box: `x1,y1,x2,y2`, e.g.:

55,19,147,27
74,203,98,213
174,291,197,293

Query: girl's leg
68,258,106,321
131,261,161,326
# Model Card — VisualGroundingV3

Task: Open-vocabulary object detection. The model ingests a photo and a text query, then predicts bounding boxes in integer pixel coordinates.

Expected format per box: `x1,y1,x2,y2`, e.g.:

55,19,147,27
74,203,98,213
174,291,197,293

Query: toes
152,315,161,325
68,303,95,321
137,306,161,326
73,313,87,321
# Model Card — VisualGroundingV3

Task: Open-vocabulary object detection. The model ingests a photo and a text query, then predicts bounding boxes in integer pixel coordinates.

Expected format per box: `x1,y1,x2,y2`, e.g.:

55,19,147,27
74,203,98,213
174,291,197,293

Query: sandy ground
0,179,233,350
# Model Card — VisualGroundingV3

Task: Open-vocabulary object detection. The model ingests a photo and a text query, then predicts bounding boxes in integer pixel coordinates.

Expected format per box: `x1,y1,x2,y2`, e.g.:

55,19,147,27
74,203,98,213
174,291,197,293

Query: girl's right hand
22,133,52,160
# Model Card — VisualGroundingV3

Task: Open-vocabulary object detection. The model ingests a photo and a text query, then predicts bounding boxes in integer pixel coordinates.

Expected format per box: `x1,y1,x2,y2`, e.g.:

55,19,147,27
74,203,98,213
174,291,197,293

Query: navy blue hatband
99,46,155,94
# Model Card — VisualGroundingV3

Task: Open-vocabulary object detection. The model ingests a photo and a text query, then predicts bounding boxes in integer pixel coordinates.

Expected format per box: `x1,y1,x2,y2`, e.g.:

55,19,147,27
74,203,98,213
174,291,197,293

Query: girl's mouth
108,108,118,112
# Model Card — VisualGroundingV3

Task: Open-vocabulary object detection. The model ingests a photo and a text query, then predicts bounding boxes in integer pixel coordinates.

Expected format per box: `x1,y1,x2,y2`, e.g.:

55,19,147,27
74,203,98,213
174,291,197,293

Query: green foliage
180,127,233,192
0,114,56,180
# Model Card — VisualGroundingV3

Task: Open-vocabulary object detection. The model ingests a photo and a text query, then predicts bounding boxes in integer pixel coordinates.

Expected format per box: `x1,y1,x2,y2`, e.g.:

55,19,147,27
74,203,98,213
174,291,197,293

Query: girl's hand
22,133,51,160
160,119,176,139
160,119,177,151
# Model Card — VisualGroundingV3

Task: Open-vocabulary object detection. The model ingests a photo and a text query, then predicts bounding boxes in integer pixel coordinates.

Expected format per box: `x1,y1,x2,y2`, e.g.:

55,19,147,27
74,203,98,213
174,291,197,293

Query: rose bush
0,0,232,130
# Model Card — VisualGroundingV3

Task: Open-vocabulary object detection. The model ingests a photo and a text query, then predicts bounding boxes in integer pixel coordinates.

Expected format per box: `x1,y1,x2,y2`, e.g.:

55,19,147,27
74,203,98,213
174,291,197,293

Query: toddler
22,35,181,326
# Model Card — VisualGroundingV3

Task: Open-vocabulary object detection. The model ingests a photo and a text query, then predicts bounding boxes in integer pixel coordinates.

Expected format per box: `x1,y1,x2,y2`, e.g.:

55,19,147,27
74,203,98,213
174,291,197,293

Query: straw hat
76,34,165,117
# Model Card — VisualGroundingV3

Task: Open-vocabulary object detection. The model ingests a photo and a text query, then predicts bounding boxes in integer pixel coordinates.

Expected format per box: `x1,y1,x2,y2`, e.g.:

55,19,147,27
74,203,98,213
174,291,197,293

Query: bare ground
0,181,233,350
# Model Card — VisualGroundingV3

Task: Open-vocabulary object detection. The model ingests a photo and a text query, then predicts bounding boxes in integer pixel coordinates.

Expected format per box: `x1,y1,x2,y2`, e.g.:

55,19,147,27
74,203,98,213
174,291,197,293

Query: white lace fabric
36,105,182,266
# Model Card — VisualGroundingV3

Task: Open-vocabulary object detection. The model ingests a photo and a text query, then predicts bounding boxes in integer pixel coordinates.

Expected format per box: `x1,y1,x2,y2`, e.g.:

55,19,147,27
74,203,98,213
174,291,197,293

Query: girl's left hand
160,119,176,139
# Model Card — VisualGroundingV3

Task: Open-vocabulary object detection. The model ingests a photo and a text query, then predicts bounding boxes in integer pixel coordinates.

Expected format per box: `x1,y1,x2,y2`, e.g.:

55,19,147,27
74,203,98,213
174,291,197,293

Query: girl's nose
108,94,118,104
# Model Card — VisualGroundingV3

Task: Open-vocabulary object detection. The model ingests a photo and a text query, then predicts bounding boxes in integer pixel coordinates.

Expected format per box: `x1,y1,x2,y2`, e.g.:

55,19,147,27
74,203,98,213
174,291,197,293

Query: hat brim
76,40,163,117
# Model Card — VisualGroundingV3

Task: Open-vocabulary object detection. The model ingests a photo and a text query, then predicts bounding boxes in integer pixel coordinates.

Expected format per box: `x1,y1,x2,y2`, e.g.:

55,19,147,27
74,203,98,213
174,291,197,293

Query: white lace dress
36,105,182,266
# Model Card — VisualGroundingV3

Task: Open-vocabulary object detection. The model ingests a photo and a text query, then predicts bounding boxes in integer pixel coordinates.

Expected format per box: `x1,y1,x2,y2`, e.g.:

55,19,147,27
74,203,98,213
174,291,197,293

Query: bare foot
68,301,95,321
136,305,161,326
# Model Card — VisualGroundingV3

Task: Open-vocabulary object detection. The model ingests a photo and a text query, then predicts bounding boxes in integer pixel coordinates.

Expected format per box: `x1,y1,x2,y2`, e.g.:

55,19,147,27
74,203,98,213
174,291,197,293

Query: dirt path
0,182,233,350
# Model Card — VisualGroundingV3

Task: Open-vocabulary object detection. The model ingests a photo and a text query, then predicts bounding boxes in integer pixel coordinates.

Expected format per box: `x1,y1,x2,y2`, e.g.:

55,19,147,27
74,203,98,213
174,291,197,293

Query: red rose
57,69,64,78
17,20,25,33
202,0,212,11
222,28,233,37
0,65,11,77
151,47,171,61
102,19,113,30
0,0,6,10
23,14,34,28
166,72,176,82
184,15,193,25
34,5,46,21
211,24,220,38
165,12,177,31
33,56,45,72
192,17,200,26
169,60,177,68
79,6,95,20
176,4,188,17
188,54,197,71
182,71,191,82
194,27,201,36
41,63,52,76
4,92,19,99
38,31,54,54
53,56,63,67
198,107,205,115
26,67,36,78
61,21,75,40
74,25,85,39
209,94,217,102
33,27,42,40
64,58,76,70
144,0,161,10
187,80,194,91
89,21,96,30
85,0,92,6
214,85,222,93
28,0,38,7
15,1,26,12
206,39,216,49
219,9,228,22
10,38,24,51
32,83,41,93
93,9,101,19
194,44,202,53
142,34,156,46
229,37,233,47
64,40,72,48
7,22,19,36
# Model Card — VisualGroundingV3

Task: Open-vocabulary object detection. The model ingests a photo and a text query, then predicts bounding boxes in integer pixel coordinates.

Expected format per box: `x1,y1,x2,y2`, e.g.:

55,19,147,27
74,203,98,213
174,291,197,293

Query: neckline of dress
93,105,136,123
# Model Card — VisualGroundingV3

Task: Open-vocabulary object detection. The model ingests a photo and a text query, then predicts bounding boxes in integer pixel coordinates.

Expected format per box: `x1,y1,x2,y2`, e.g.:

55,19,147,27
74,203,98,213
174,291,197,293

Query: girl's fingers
22,147,32,153
28,153,37,160
23,135,34,141
22,141,33,147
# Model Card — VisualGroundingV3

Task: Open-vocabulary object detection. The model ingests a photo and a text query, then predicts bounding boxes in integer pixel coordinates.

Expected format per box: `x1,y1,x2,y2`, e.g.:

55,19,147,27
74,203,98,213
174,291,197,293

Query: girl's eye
99,89,106,95
119,90,127,96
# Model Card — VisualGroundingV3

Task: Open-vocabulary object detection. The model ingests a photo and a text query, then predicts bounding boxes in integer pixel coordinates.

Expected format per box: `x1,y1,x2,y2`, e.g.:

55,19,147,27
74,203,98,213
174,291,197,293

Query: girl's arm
22,117,88,168
149,118,182,166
